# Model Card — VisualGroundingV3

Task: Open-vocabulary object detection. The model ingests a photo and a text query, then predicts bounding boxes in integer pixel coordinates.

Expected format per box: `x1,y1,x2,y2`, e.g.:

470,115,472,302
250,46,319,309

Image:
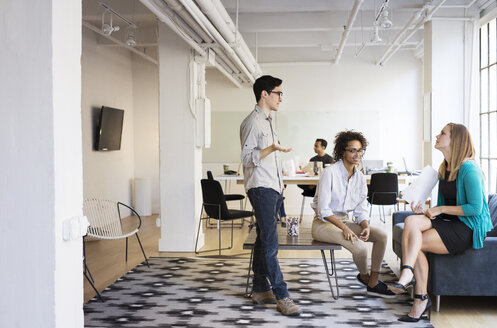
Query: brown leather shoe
276,297,301,316
251,290,276,304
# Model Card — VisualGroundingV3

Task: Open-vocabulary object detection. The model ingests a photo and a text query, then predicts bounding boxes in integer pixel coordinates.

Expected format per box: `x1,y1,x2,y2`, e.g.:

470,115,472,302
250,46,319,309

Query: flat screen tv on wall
96,106,124,151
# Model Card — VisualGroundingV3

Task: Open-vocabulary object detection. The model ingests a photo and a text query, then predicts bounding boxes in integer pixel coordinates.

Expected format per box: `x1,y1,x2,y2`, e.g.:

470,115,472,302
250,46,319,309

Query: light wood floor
84,213,497,327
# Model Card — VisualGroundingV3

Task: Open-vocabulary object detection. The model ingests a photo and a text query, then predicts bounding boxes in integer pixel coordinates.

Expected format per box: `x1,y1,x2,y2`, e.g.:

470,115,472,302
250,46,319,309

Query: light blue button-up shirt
311,160,370,224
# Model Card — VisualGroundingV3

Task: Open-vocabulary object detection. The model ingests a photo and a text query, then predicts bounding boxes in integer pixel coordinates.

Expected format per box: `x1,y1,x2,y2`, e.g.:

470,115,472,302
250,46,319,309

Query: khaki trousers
311,216,387,274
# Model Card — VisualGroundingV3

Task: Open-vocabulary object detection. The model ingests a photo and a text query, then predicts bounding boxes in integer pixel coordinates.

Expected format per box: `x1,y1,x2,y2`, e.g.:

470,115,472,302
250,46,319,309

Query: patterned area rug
84,257,433,327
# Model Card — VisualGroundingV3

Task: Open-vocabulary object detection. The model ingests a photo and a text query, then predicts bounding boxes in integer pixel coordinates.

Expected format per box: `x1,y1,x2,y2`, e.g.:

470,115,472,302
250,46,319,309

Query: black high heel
398,293,432,322
387,265,416,295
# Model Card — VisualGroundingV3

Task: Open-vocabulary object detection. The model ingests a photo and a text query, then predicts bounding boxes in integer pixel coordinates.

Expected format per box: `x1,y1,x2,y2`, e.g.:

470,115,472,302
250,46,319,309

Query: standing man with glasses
240,75,301,316
311,130,395,298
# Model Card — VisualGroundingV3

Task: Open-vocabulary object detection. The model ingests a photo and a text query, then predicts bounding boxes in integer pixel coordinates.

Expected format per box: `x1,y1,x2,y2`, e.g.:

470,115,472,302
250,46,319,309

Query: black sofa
392,193,497,311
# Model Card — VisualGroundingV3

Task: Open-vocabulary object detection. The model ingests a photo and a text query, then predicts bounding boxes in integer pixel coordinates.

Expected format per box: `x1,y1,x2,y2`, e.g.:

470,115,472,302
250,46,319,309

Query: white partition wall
157,22,203,251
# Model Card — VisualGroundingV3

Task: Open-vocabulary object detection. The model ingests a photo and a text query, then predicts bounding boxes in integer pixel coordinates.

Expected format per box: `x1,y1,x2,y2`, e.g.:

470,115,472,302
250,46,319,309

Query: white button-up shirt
311,160,370,224
240,105,283,194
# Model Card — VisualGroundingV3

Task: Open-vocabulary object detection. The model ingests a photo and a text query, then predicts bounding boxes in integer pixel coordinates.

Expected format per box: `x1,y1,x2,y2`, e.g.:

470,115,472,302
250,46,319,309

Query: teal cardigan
437,160,493,249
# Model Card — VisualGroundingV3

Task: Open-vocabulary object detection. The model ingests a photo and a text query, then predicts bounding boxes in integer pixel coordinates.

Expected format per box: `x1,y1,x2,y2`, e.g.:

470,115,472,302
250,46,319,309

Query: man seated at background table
311,130,395,298
298,138,334,193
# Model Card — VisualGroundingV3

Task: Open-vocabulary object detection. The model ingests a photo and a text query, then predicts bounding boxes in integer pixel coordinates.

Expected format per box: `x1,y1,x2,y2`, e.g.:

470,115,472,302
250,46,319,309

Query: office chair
207,170,245,206
207,170,246,228
368,173,398,223
298,186,316,223
195,179,254,255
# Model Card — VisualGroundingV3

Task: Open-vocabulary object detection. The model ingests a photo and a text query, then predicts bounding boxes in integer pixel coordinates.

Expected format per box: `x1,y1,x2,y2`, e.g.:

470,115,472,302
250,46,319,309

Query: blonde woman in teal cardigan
387,123,493,322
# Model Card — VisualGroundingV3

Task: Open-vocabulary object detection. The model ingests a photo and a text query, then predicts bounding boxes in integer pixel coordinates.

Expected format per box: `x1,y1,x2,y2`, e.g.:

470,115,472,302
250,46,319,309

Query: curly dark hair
333,130,368,162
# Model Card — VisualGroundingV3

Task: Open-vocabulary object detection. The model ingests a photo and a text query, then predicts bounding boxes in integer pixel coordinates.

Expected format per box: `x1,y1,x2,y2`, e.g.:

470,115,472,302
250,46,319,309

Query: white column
158,22,203,251
53,0,84,326
0,0,83,327
424,19,466,168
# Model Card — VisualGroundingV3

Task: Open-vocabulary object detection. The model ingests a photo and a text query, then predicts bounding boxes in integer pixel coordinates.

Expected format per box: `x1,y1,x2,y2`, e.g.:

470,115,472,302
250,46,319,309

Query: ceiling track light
102,9,119,35
100,2,137,46
380,8,393,29
374,0,393,30
126,29,137,47
371,25,382,43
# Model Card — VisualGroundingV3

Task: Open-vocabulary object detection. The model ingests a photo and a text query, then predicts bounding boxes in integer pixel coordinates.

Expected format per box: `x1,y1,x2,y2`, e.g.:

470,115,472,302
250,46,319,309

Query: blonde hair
439,123,475,182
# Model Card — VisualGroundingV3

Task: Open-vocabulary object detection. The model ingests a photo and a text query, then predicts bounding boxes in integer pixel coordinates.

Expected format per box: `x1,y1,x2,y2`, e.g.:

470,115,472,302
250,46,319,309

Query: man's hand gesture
273,143,292,153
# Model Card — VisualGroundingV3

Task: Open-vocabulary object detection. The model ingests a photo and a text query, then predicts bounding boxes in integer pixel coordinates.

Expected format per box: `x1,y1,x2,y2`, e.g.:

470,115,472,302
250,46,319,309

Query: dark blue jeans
247,187,289,300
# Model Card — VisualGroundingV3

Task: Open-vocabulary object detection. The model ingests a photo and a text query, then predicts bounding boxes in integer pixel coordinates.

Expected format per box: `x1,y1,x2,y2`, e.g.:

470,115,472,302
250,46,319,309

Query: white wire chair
83,198,149,267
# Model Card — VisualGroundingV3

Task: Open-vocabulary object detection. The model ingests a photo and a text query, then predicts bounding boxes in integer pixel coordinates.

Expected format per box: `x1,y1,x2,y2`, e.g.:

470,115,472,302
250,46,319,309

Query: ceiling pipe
213,49,241,75
162,0,243,76
196,0,257,74
213,59,243,88
139,0,206,56
178,0,255,83
378,18,426,65
163,0,214,43
82,20,158,65
142,0,245,87
431,17,475,21
377,0,448,66
376,6,426,65
441,0,478,9
334,0,364,64
480,0,496,11
157,0,206,44
208,0,261,75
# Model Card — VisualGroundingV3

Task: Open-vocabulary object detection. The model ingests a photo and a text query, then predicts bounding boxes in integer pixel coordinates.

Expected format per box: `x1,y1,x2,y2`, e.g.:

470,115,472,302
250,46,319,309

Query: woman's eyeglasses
345,148,365,155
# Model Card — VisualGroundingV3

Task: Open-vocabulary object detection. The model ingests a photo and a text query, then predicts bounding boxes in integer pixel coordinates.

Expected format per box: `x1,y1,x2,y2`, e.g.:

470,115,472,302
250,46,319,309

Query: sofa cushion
393,223,404,243
488,194,497,237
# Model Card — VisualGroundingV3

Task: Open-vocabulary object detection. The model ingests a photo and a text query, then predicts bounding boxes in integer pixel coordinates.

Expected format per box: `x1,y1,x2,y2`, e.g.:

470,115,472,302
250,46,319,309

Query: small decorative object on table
287,217,299,236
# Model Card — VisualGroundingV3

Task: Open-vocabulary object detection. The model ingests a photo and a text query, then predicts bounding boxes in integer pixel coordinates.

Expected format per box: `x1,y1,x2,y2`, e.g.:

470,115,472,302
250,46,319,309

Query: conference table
216,174,420,209
216,174,415,187
216,174,319,186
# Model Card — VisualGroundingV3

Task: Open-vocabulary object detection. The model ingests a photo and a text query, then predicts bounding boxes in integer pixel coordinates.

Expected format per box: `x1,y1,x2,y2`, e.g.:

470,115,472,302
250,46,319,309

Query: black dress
431,171,473,254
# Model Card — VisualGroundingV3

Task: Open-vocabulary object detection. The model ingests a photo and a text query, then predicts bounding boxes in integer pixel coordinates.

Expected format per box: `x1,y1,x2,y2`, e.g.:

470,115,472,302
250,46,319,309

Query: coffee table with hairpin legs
243,226,342,300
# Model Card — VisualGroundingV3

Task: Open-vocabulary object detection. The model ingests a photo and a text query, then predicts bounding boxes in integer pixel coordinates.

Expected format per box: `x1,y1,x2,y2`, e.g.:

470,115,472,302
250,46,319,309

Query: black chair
368,173,398,223
195,179,254,255
207,170,245,206
207,170,246,228
298,186,316,223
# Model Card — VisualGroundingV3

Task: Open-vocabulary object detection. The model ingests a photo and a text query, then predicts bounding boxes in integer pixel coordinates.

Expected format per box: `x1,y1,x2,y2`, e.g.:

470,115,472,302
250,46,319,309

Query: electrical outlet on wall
63,216,89,241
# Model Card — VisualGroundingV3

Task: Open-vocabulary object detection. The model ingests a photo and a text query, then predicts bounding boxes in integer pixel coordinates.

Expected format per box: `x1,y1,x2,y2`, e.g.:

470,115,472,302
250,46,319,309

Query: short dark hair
333,130,368,162
315,138,328,149
253,75,282,102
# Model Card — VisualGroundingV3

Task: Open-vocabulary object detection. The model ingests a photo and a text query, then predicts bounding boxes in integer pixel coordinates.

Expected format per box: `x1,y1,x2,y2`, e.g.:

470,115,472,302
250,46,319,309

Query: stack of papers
400,166,438,205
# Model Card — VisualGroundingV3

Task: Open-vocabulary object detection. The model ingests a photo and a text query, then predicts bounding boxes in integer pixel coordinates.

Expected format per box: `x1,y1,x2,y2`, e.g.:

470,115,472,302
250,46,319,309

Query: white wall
205,54,423,214
81,29,135,207
206,54,423,169
0,0,84,327
132,55,160,213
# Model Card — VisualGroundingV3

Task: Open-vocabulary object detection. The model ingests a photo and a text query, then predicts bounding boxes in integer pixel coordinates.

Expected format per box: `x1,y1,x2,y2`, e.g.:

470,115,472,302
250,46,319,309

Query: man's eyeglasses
269,90,283,98
345,148,365,155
